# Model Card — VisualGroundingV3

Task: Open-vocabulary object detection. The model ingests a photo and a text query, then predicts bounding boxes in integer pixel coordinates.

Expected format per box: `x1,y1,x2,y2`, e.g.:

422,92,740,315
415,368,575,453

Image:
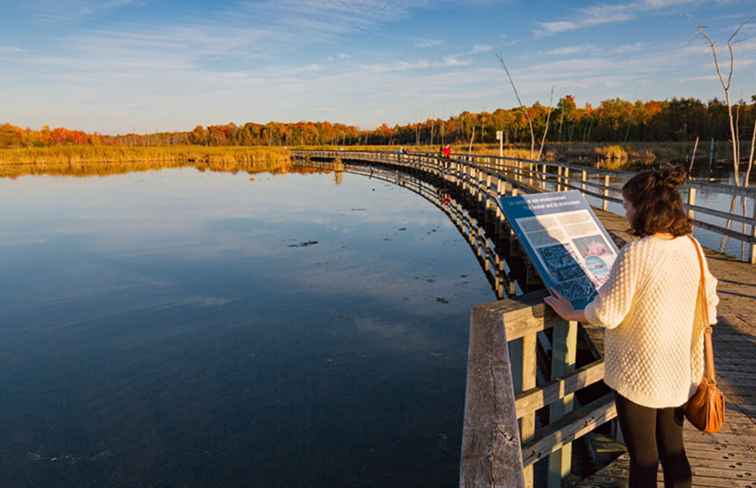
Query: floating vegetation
288,240,319,248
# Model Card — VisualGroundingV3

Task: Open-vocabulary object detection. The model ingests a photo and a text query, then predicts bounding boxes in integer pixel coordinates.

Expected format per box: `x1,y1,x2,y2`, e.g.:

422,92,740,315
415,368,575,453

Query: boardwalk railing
461,293,616,488
293,149,756,263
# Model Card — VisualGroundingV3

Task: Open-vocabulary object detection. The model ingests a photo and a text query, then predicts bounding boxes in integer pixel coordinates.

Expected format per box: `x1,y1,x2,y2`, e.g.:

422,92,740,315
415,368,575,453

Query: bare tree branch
746,120,755,189
497,53,536,160
536,87,555,161
688,136,700,177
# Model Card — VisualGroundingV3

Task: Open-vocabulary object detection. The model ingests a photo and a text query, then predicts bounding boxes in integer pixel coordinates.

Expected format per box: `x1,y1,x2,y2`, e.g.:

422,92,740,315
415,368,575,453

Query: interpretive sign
499,190,620,309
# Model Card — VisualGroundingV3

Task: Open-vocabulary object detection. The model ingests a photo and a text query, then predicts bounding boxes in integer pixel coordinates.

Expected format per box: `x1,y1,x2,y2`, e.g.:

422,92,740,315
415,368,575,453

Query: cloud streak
533,0,696,36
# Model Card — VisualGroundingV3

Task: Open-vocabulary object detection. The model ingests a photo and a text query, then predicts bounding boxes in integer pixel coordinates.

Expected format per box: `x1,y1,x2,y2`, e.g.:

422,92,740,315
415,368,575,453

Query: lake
0,167,494,487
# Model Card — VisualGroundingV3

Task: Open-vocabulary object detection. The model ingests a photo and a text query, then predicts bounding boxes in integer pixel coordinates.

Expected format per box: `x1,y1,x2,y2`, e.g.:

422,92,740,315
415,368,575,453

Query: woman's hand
544,288,586,322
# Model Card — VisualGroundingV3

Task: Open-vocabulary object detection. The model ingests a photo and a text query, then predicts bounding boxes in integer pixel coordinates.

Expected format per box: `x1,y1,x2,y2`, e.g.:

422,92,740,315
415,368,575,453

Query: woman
545,165,719,488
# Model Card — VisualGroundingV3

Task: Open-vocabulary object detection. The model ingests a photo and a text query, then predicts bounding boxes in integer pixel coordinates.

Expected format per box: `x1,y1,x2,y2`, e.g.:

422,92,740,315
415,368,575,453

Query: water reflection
0,166,494,487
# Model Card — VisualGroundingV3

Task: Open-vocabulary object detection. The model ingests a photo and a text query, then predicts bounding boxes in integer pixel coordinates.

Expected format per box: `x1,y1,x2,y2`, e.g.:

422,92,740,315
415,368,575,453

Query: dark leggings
615,394,692,488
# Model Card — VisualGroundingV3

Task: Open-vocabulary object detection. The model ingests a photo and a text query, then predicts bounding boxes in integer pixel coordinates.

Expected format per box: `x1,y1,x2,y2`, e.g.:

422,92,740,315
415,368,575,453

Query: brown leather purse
684,236,725,433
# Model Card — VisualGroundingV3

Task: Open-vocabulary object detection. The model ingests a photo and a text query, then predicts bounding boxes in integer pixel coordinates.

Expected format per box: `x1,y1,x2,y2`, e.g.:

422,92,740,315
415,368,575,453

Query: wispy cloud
236,0,429,39
543,42,645,56
361,56,471,73
533,0,695,37
416,39,444,48
327,53,352,62
471,44,494,54
544,44,597,56
27,0,141,23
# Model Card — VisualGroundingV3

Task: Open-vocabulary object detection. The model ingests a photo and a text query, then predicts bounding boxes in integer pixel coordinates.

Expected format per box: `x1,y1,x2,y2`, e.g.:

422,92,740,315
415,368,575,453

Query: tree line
1,95,755,149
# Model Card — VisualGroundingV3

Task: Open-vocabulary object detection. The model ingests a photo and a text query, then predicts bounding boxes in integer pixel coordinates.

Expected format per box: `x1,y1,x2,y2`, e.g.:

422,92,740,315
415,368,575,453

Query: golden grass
0,146,293,178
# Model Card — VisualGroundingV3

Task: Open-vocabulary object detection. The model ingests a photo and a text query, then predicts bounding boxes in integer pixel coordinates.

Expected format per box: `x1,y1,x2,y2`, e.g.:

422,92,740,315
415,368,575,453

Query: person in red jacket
442,144,451,159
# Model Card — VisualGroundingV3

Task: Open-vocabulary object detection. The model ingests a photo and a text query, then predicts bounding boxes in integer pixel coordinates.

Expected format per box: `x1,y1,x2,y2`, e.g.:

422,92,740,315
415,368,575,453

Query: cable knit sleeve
584,242,643,329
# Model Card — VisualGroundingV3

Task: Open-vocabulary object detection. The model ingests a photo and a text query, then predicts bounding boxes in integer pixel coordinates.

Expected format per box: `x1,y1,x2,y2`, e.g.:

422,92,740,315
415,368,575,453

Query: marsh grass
1,141,739,177
0,146,294,178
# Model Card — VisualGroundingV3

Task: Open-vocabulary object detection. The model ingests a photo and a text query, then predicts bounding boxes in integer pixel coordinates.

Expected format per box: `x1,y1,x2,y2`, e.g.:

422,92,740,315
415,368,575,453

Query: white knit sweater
584,235,719,408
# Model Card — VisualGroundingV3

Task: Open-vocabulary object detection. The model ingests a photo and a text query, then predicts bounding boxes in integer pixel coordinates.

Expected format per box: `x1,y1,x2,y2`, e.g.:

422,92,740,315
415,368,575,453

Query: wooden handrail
515,360,605,418
295,149,755,196
521,393,617,467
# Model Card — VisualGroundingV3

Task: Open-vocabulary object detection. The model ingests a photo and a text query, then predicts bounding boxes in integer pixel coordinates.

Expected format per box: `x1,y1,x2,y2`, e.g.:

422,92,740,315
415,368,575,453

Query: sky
1,0,755,134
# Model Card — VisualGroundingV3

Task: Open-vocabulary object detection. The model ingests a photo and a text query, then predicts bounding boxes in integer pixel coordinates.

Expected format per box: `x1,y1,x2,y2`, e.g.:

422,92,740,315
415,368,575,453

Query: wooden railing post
520,332,538,488
602,175,610,211
541,163,547,187
547,320,578,487
687,187,697,221
750,196,756,264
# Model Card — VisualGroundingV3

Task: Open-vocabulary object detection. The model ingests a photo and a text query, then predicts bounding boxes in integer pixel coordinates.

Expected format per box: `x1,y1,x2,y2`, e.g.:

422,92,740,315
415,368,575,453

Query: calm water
0,168,494,487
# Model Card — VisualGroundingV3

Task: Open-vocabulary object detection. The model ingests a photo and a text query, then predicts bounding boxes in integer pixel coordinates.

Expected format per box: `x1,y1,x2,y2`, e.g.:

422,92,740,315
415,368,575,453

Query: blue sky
1,0,755,133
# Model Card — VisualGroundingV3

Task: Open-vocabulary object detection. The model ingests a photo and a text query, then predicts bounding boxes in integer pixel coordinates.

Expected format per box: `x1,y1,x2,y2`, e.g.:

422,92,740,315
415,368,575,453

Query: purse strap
688,235,716,384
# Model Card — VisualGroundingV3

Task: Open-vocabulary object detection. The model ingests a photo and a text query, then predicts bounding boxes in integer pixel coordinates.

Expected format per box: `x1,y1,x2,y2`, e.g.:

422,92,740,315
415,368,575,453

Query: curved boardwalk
294,150,755,488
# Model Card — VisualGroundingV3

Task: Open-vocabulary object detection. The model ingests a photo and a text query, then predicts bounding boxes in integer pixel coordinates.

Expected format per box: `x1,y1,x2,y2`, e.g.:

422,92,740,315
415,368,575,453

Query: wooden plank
685,203,756,225
515,360,606,417
691,218,756,243
520,332,538,488
522,393,617,467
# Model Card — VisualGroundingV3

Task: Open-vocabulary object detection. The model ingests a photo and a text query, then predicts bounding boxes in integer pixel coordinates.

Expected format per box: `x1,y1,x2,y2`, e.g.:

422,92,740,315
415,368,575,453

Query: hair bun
655,165,687,189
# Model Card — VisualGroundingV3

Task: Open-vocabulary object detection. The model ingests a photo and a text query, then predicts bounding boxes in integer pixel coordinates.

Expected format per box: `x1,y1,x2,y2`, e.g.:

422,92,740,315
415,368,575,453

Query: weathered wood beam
499,290,564,341
460,301,526,488
515,360,605,418
521,393,617,467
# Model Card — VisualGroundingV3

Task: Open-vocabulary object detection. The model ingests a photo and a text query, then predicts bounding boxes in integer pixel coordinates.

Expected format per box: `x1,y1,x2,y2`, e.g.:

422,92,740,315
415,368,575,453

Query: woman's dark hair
621,165,692,237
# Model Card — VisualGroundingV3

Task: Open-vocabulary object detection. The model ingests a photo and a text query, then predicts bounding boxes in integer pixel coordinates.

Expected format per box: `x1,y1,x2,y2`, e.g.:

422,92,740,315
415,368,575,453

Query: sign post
496,130,503,157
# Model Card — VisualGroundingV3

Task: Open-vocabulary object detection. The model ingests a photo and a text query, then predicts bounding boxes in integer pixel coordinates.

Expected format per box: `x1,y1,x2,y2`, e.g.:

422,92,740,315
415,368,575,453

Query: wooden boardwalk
293,150,755,487
577,210,756,488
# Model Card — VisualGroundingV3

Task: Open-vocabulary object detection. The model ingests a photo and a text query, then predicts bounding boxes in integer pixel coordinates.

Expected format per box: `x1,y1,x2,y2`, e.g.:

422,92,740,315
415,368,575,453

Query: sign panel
496,130,503,141
499,190,620,309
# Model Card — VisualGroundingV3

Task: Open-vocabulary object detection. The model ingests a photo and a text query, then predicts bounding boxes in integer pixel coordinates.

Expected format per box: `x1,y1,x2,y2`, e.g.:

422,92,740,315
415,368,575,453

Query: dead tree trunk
699,23,747,253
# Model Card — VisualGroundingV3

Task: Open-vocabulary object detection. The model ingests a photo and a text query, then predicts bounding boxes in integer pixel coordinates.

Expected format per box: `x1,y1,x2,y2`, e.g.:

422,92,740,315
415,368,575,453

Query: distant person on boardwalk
545,166,719,488
442,144,451,159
